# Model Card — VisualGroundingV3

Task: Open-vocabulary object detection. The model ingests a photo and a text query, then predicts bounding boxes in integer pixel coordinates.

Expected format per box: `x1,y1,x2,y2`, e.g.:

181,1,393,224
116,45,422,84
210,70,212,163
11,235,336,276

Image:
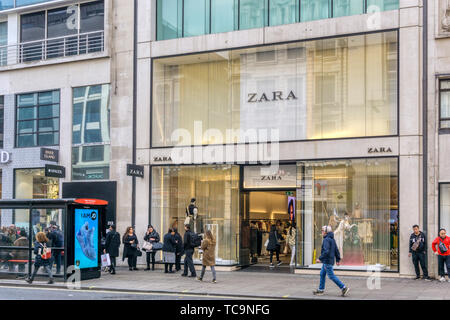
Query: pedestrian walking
313,226,350,297
197,230,217,283
286,222,297,267
144,225,160,271
181,224,197,278
26,232,54,284
432,228,450,282
162,228,177,273
173,228,183,272
408,224,430,280
104,225,120,274
267,225,283,268
122,227,139,271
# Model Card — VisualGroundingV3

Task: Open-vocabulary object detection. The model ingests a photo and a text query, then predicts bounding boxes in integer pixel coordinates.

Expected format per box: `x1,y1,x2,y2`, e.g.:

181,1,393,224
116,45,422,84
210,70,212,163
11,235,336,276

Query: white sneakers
440,277,446,282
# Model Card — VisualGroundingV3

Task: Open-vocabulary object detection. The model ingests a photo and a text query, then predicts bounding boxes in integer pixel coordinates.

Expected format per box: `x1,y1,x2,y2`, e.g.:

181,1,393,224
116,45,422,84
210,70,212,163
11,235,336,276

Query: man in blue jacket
313,226,350,297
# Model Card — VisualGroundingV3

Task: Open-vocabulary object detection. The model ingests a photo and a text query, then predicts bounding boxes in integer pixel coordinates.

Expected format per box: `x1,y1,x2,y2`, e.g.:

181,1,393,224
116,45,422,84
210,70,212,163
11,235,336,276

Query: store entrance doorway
240,190,296,272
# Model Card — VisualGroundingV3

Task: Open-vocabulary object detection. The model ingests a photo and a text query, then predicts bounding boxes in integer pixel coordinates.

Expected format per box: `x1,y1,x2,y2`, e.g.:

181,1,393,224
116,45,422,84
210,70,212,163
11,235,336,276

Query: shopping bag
184,216,191,226
101,253,111,267
264,239,269,247
142,241,153,252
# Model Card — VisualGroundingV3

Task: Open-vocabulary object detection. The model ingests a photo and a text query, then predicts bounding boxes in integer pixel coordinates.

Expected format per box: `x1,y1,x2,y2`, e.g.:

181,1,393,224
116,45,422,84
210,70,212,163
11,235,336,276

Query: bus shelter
0,198,107,281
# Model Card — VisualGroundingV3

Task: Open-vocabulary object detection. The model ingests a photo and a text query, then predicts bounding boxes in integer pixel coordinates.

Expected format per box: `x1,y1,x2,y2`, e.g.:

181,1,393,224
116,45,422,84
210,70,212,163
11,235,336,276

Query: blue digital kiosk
67,199,108,281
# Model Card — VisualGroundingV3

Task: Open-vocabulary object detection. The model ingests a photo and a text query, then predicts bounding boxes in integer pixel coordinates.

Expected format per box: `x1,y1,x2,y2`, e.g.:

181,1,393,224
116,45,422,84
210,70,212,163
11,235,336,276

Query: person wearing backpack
104,225,121,274
26,232,54,284
432,228,450,282
181,224,197,278
408,224,430,280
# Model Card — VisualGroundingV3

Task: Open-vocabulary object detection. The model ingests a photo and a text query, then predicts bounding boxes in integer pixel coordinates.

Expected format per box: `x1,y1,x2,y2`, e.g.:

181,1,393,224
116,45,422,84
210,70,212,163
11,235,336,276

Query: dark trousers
269,248,280,263
53,250,62,274
30,263,53,281
127,254,137,269
183,249,196,276
110,256,116,272
164,263,173,273
175,253,182,271
438,254,450,277
146,251,156,270
412,252,428,278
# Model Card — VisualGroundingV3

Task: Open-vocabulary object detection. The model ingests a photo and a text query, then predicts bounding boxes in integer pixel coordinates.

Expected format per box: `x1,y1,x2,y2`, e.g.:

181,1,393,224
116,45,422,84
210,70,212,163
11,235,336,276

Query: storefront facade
146,27,406,273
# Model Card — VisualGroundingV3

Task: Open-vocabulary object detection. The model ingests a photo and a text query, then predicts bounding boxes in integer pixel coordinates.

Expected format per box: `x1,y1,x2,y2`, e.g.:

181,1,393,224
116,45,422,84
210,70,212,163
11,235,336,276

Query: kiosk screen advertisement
288,196,295,222
74,208,99,269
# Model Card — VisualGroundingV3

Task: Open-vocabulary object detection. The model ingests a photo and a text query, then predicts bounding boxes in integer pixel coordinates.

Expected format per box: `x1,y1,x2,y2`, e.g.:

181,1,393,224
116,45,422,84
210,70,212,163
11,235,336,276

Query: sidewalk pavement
1,267,450,300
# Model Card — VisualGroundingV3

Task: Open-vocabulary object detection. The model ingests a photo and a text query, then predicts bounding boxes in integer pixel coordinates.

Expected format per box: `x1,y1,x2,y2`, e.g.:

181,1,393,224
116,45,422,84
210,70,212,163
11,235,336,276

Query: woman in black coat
162,229,177,273
173,228,183,272
144,225,160,271
104,225,120,274
267,225,283,268
122,227,139,271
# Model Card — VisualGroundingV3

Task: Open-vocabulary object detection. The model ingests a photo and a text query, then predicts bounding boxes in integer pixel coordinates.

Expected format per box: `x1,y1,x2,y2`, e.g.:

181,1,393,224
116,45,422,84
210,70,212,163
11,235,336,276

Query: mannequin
185,198,198,233
353,202,362,219
333,212,355,259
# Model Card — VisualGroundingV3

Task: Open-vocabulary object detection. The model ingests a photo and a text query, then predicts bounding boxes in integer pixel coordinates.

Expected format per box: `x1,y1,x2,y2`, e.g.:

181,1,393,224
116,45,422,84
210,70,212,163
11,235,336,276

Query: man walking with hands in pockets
313,225,350,297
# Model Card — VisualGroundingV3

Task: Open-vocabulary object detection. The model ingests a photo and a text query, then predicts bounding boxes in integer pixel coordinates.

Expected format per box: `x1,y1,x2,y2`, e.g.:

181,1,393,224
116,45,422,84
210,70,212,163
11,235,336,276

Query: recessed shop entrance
240,190,297,272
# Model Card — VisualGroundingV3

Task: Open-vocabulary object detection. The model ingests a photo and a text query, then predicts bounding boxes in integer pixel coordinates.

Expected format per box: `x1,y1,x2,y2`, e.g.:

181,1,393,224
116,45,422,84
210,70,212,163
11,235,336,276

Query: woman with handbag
144,225,160,271
197,230,217,283
26,232,54,284
162,228,177,273
122,227,139,271
432,228,450,282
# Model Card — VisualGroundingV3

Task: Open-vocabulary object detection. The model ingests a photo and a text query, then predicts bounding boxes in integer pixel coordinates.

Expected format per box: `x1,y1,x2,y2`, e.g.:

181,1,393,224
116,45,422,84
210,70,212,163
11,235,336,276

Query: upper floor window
156,0,399,41
18,0,104,62
152,31,398,147
440,80,450,130
1,0,61,11
0,21,6,66
72,84,110,181
16,90,60,148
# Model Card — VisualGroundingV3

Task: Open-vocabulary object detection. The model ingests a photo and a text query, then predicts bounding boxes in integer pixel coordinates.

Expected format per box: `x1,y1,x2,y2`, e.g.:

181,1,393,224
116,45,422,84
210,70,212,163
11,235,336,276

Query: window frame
71,83,111,182
439,79,450,133
15,89,60,148
156,0,398,40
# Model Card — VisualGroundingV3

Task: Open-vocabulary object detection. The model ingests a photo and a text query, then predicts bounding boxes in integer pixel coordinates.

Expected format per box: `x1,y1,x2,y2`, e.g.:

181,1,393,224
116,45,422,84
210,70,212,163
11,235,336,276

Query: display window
152,31,398,147
298,158,399,271
151,165,240,265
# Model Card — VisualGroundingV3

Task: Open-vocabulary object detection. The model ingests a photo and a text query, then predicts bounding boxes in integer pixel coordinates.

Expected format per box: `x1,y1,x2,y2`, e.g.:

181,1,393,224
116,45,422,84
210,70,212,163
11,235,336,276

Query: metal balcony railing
0,30,104,67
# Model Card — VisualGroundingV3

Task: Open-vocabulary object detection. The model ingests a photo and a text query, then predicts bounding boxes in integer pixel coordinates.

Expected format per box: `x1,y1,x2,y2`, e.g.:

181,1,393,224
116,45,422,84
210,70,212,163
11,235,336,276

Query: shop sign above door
243,165,297,189
40,148,59,162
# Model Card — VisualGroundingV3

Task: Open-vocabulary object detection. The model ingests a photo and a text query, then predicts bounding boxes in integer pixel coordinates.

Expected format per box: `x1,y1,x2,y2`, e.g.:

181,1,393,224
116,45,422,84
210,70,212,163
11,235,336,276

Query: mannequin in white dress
333,213,355,259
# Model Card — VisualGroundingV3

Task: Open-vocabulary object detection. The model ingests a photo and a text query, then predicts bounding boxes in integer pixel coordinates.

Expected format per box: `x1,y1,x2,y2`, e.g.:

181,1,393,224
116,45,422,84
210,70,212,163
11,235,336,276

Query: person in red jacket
431,228,450,282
